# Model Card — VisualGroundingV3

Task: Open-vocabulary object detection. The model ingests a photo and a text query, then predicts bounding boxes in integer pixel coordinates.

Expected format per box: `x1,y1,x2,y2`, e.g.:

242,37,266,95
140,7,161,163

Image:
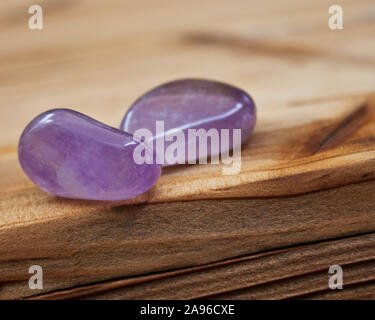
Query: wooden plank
2,97,375,226
26,233,375,300
0,0,375,299
1,180,375,299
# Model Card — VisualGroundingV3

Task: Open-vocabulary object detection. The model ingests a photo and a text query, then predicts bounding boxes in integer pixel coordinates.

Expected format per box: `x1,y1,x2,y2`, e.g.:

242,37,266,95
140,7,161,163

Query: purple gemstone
18,109,161,201
120,79,256,165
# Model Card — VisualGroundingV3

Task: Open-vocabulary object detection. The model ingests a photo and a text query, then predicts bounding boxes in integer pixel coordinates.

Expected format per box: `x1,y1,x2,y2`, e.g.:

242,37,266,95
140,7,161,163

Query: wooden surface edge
27,232,375,300
1,179,375,299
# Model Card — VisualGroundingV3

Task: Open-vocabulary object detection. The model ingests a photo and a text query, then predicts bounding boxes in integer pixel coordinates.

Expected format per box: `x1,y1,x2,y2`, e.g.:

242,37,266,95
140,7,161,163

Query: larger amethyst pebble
120,79,256,165
18,109,161,201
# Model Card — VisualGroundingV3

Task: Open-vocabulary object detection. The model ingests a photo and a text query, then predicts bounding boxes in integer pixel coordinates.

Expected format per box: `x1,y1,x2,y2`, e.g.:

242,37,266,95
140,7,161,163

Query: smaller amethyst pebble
120,79,256,166
18,109,161,201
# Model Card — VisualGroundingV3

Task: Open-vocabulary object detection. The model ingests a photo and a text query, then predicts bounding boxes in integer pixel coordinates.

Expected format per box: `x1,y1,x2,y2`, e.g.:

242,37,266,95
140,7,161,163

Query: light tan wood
0,0,375,299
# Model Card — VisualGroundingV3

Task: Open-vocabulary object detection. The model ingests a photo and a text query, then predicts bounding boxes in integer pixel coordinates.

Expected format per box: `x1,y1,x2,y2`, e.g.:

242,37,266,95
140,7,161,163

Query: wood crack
312,103,371,155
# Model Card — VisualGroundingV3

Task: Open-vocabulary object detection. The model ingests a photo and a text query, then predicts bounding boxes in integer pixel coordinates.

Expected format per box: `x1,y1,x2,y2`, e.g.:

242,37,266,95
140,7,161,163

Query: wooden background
1,0,375,299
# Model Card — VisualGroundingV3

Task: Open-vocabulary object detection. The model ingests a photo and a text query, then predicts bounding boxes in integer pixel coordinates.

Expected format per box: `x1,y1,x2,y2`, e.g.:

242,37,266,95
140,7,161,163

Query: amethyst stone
18,109,161,201
120,79,256,165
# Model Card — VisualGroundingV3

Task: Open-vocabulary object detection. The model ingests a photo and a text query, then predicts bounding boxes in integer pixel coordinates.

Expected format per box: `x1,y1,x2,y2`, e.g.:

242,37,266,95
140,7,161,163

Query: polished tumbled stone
18,109,161,201
120,79,256,165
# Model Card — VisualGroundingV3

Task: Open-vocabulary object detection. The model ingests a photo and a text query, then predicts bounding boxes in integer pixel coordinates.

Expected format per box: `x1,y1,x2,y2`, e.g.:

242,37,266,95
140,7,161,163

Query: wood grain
2,179,375,299
0,0,375,299
27,233,375,300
